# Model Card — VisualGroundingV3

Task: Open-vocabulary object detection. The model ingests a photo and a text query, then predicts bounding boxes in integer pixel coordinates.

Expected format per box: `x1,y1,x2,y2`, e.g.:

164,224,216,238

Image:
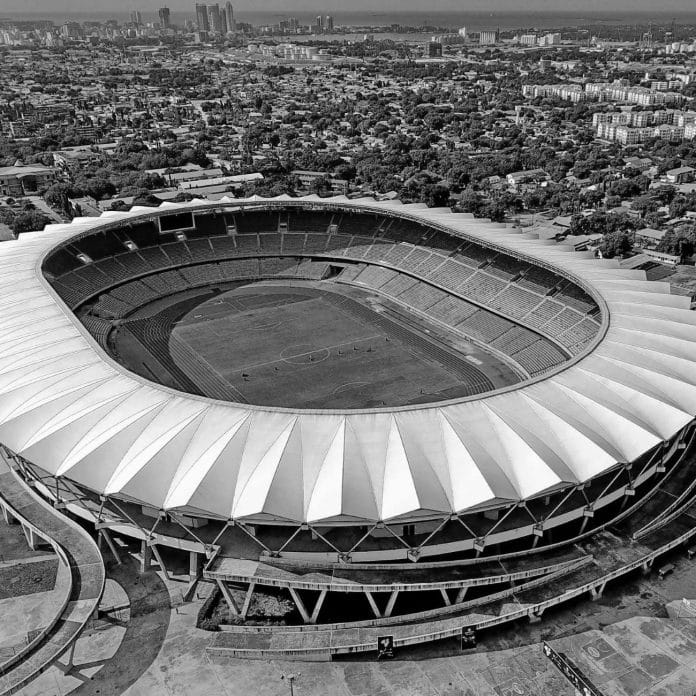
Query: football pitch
167,283,511,409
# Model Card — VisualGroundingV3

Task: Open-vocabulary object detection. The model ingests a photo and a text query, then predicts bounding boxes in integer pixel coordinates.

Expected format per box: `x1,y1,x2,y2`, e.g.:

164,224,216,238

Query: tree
11,210,51,235
599,231,633,259
44,183,73,216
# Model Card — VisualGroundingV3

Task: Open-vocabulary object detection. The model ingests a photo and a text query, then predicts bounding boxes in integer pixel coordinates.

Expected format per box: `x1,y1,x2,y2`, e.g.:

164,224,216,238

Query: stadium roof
0,196,695,525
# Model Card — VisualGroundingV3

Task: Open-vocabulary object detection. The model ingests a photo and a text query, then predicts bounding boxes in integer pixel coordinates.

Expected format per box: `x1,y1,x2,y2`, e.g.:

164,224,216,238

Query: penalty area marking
280,344,331,365
332,381,369,394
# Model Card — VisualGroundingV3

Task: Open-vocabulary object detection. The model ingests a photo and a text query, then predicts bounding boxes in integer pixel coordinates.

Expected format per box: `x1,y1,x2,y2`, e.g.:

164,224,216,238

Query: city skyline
4,0,696,14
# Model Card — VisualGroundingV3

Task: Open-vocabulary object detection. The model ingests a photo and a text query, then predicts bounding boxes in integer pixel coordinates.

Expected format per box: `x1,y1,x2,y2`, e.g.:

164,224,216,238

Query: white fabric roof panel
0,197,694,525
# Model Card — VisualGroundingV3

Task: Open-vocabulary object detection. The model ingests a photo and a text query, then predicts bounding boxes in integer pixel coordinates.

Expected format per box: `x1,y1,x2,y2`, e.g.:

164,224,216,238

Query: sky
3,0,696,13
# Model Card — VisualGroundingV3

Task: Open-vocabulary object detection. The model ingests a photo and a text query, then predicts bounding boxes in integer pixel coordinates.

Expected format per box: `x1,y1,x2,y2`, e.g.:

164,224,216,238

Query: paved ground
12,549,696,696
0,561,69,657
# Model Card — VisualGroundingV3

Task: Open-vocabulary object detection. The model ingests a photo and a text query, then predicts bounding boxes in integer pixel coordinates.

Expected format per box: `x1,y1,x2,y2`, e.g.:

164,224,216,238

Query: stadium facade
0,196,695,569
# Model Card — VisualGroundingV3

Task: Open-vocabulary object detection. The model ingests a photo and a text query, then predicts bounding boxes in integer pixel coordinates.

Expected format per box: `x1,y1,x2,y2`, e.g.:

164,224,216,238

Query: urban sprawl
2,8,696,294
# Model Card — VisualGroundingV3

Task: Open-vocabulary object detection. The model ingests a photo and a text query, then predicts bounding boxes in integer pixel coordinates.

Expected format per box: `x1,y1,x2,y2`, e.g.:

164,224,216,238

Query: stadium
2,195,696,646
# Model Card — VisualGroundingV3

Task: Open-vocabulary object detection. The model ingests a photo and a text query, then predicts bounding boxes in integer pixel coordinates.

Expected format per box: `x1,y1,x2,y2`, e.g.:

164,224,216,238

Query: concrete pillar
217,579,240,616
140,540,152,573
364,591,382,619
23,524,39,550
99,529,122,565
189,551,201,582
384,589,400,617
288,588,311,624
590,582,606,601
1,505,16,525
528,609,543,624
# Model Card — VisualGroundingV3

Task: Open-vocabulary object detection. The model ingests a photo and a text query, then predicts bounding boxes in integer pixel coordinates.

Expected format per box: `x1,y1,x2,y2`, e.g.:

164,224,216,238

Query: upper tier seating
44,212,600,365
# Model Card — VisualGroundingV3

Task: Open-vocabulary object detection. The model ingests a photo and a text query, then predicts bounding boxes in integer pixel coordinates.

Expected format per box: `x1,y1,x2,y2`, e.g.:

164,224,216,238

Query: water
4,9,696,32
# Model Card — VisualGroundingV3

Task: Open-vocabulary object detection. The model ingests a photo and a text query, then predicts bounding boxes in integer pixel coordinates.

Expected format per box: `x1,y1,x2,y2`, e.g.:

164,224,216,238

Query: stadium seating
555,282,596,314
456,243,491,268
459,272,507,303
139,246,173,271
294,260,331,280
429,259,477,291
353,265,398,290
486,255,529,281
398,283,449,312
304,234,329,253
259,233,282,254
338,213,383,237
235,211,278,234
281,234,307,254
92,294,133,320
162,242,192,266
513,340,567,375
457,310,514,343
123,221,159,249
92,257,134,284
517,266,561,295
289,211,334,233
210,236,238,257
260,257,300,277
218,259,260,280
72,231,127,261
180,264,222,286
336,264,365,283
235,234,260,253
409,251,446,277
429,296,479,326
110,280,160,308
489,286,543,319
380,274,419,299
187,239,216,263
79,314,113,349
383,218,427,244
44,209,602,376
491,326,539,355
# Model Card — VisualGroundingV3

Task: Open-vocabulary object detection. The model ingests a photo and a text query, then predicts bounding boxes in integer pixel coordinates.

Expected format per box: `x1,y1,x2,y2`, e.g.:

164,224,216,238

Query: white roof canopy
0,196,694,525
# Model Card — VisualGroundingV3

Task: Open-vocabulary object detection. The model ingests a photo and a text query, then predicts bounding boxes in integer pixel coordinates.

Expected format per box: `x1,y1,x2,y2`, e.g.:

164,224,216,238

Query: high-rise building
425,41,443,58
458,26,467,39
220,11,227,34
208,3,222,33
479,30,497,45
225,2,234,32
314,16,322,32
195,4,209,32
130,10,142,25
158,7,171,29
324,15,334,32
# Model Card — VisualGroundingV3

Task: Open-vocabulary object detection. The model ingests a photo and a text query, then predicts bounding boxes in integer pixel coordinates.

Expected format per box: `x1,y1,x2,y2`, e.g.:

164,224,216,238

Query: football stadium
2,196,696,658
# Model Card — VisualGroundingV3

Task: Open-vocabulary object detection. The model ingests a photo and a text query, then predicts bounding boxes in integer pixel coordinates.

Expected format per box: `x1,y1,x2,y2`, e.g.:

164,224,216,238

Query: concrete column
364,591,382,619
455,586,469,604
217,579,240,616
23,524,39,550
150,543,171,581
240,583,256,619
590,582,606,601
140,540,152,573
288,587,311,623
1,505,16,525
528,609,543,624
189,550,201,582
99,529,122,565
384,590,400,617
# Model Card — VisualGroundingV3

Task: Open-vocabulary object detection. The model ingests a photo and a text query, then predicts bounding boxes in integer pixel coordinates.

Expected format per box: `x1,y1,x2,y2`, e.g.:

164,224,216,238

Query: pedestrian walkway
0,468,105,696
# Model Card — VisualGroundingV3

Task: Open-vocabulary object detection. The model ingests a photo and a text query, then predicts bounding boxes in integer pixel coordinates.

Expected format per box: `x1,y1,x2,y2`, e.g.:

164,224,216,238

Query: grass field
167,283,510,409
